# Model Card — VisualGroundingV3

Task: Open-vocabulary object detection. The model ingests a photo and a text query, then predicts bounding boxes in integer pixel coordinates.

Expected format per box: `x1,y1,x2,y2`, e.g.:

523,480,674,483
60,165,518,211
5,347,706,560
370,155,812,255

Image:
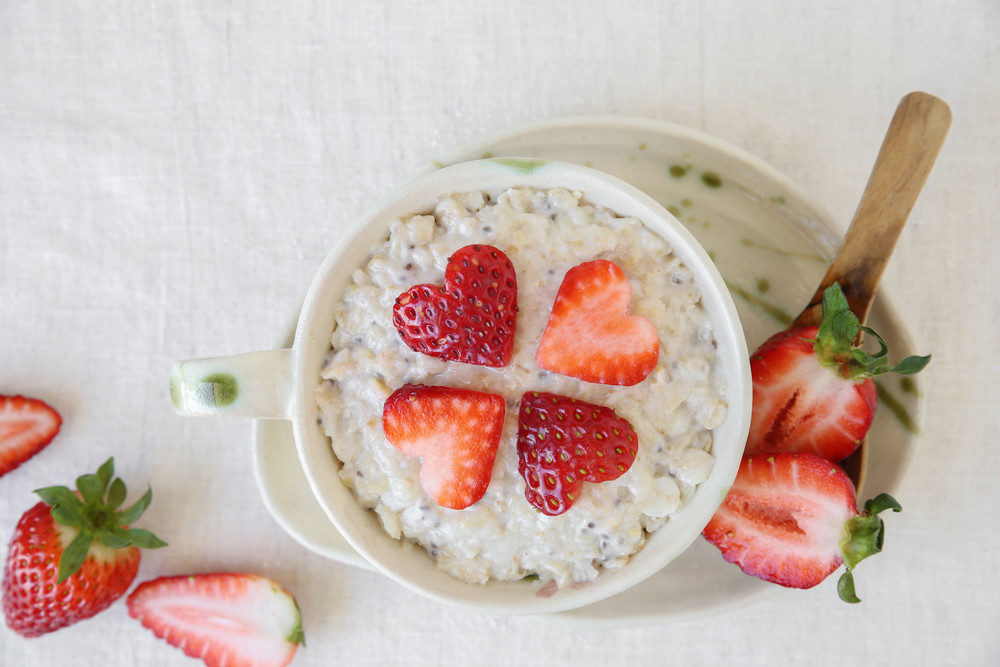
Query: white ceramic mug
170,158,751,615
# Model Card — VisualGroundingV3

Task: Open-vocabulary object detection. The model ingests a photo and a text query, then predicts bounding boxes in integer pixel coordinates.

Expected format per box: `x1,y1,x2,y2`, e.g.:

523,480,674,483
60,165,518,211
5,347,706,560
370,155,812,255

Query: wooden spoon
789,91,951,494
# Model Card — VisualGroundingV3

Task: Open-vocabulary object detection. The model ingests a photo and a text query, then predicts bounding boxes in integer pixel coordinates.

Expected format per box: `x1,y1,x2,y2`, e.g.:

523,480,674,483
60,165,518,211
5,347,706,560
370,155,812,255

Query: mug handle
170,350,292,419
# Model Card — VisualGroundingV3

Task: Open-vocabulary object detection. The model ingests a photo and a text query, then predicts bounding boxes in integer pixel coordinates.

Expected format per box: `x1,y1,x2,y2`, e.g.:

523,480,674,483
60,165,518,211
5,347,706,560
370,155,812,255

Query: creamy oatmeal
315,187,727,585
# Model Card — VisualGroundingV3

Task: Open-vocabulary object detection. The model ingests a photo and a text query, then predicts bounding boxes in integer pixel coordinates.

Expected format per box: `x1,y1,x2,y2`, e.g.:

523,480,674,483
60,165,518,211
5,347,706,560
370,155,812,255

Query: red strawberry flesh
703,453,857,589
127,573,303,667
0,395,62,478
383,384,505,510
393,244,518,367
536,259,659,386
517,391,638,515
745,327,878,462
745,283,929,462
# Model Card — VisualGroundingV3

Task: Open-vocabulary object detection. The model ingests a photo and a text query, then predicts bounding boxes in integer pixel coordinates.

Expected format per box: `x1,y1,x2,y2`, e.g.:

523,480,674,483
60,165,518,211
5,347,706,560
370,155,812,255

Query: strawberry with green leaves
2,458,166,637
746,283,929,462
704,452,901,602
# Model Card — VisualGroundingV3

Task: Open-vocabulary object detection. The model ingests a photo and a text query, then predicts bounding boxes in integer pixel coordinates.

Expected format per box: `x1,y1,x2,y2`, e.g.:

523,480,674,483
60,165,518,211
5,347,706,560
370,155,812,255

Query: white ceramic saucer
252,116,924,625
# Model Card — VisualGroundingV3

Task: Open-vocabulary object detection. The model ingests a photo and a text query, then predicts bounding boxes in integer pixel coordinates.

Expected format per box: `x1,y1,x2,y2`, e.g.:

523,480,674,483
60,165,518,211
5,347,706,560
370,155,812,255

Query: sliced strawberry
3,458,165,637
127,573,303,667
745,284,928,462
535,260,658,386
745,327,878,461
0,395,62,478
516,391,638,516
383,384,505,510
704,453,902,602
393,244,518,367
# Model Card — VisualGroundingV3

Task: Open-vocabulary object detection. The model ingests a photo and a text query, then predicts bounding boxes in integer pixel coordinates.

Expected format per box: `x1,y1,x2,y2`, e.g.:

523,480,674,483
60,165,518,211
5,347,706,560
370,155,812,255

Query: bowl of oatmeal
170,158,751,614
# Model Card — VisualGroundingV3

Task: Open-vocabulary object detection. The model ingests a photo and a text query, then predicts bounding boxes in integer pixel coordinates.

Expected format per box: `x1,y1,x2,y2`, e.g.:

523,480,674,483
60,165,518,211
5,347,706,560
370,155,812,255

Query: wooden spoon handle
792,92,951,328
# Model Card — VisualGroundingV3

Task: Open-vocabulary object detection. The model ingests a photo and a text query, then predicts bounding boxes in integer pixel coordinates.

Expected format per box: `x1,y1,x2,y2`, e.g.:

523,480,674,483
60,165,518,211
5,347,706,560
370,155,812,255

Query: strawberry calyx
836,492,902,603
33,457,166,583
810,283,930,381
287,609,306,646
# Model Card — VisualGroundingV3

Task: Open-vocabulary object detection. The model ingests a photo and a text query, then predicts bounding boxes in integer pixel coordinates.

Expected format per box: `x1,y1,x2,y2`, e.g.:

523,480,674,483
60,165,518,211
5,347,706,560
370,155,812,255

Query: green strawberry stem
33,457,167,583
837,492,902,603
812,283,930,381
287,604,306,646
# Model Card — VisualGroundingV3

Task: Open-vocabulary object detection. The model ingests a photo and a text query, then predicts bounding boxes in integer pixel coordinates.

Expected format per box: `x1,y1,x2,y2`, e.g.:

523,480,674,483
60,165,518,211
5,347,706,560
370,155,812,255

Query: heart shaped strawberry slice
536,260,659,386
383,384,505,510
517,391,638,516
393,244,518,367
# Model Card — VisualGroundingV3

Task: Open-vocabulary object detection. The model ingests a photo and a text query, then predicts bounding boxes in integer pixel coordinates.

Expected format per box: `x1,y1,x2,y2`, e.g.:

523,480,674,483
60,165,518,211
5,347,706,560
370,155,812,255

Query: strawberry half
0,395,62,478
516,391,638,516
2,458,166,637
746,283,929,462
128,573,303,667
393,244,518,367
536,260,658,386
704,452,902,602
383,384,505,510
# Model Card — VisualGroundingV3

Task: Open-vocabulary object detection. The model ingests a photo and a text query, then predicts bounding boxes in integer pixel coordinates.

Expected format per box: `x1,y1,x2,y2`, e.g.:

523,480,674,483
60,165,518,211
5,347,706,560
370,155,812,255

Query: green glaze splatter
197,373,239,408
900,377,918,395
169,375,182,409
724,279,793,325
740,237,825,262
667,205,681,217
668,164,688,178
770,195,787,205
707,250,717,262
430,159,446,169
480,151,494,159
521,573,540,582
681,198,693,207
584,161,593,167
874,380,919,434
492,158,550,174
701,171,723,188
756,278,770,293
638,143,647,151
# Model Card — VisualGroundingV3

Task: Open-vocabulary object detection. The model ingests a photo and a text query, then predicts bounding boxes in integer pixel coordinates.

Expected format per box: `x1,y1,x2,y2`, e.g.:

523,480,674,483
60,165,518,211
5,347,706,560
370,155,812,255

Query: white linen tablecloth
1,1,998,664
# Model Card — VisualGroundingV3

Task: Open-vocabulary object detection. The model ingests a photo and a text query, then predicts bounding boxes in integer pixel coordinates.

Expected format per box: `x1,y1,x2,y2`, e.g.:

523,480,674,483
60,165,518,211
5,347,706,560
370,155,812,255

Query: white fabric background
1,0,997,664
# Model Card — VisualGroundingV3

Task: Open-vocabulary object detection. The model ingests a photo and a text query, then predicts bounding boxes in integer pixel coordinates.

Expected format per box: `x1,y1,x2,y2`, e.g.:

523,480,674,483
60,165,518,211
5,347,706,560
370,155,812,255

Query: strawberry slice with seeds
127,573,304,667
0,395,62,478
536,260,658,386
393,244,518,367
383,384,505,510
747,327,878,461
704,452,902,602
746,283,929,462
516,391,638,516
